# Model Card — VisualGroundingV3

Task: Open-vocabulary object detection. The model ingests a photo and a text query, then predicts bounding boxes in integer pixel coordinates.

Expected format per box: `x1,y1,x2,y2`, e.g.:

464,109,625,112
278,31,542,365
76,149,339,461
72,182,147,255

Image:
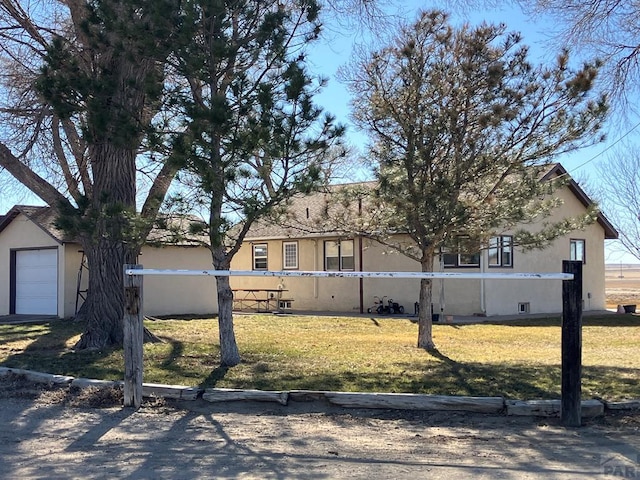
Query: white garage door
15,249,58,315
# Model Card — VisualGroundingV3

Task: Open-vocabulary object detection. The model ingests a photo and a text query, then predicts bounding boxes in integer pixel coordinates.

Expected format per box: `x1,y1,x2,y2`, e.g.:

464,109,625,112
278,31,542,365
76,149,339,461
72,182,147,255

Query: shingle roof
0,205,70,243
244,182,375,240
0,205,209,246
244,164,619,240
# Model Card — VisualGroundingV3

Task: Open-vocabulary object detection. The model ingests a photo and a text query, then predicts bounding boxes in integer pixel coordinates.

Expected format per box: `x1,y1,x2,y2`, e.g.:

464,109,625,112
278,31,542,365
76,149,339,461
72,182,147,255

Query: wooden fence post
561,260,582,427
123,264,143,408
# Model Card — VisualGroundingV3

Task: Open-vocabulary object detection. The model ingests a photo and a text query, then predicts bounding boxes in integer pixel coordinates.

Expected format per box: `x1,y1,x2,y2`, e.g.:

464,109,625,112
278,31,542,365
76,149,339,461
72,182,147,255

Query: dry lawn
605,264,640,308
2,312,638,401
0,268,637,401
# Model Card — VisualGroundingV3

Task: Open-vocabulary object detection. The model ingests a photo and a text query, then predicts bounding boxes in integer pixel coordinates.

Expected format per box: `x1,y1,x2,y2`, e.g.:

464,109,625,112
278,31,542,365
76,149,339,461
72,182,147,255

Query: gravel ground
1,375,639,479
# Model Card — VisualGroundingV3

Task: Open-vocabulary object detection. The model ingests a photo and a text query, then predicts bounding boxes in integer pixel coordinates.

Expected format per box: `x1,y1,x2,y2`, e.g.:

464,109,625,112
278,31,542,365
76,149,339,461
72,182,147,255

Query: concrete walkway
0,314,60,325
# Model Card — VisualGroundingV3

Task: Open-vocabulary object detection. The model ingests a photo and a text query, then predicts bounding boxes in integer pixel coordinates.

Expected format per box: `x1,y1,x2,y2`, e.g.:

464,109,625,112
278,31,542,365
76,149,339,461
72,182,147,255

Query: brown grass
605,265,640,308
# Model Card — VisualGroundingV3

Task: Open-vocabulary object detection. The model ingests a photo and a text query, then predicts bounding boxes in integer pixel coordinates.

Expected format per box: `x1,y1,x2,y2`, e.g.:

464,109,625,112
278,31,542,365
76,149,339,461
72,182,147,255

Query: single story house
0,206,218,318
230,164,618,316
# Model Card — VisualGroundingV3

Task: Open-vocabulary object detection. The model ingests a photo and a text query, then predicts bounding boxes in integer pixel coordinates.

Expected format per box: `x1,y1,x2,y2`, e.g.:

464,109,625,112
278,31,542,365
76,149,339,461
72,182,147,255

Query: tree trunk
74,142,138,350
210,245,241,366
74,243,162,348
75,236,136,349
215,273,241,367
417,258,436,350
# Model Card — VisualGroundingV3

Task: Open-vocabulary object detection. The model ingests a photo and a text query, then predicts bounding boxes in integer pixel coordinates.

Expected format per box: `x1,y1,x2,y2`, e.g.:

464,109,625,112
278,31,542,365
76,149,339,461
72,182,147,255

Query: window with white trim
488,235,513,268
570,239,585,264
283,241,298,269
253,244,268,270
324,240,355,271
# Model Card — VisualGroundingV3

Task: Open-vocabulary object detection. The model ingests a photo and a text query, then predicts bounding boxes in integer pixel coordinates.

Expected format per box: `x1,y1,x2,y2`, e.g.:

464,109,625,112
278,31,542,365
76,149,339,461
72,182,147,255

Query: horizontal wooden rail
125,269,574,280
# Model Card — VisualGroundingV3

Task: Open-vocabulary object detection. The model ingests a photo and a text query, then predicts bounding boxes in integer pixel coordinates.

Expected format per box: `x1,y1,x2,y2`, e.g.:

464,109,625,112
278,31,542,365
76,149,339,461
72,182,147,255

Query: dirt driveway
1,377,639,480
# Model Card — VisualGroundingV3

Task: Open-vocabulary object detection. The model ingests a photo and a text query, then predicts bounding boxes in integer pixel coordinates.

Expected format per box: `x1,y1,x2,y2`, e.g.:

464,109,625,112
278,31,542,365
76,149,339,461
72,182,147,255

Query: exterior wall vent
518,302,530,314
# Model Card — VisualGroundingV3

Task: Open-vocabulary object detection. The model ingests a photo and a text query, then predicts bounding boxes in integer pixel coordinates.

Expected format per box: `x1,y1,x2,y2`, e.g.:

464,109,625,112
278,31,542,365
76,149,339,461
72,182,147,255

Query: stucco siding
0,214,218,317
230,236,484,315
233,183,608,317
230,238,362,311
484,186,606,315
139,245,217,316
62,246,86,318
68,244,217,317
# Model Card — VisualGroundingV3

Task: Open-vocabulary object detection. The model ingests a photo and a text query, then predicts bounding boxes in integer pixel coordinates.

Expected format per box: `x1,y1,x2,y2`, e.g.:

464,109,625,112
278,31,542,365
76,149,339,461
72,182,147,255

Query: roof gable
541,164,618,239
0,205,67,244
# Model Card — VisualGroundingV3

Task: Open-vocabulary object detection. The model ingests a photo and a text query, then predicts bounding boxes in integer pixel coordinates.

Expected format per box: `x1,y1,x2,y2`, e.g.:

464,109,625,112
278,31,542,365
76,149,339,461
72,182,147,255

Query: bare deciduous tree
447,0,640,112
597,147,640,261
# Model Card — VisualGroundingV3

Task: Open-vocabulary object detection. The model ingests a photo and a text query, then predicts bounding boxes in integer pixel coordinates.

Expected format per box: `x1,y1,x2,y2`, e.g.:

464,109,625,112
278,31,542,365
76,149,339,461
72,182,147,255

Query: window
488,235,513,268
324,240,355,271
518,302,530,314
283,242,298,269
442,248,457,267
570,239,585,263
253,244,268,270
442,236,480,268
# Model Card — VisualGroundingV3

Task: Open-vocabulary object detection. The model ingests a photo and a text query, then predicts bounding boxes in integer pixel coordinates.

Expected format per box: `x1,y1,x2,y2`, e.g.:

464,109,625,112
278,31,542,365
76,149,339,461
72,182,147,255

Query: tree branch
0,141,73,210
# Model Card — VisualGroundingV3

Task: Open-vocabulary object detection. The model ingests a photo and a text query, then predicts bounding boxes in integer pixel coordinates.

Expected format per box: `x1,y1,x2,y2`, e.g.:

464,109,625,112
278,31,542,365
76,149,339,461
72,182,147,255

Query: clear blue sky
1,1,637,263
310,1,639,264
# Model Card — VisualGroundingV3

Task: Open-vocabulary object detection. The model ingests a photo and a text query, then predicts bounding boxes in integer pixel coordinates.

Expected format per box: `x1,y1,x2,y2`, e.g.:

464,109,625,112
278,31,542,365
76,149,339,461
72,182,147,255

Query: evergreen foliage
164,0,345,365
343,10,608,348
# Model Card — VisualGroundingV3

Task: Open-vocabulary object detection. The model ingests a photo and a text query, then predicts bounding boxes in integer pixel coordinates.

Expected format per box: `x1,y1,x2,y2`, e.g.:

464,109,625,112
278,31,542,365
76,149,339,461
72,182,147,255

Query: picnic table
232,288,293,313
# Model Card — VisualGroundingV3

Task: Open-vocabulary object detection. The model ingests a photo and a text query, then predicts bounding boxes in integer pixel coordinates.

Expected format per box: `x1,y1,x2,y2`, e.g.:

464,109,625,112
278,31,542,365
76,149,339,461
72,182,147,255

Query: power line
571,120,640,172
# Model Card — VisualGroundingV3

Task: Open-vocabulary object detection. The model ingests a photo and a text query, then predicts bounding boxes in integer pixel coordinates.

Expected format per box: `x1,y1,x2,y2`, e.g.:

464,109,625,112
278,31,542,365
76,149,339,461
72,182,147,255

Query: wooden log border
203,388,289,405
507,399,604,418
0,366,74,385
2,367,639,416
322,392,505,413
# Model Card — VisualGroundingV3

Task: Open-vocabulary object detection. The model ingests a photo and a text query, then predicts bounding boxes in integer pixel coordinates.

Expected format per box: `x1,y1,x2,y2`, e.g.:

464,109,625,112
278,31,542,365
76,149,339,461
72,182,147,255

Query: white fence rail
124,269,574,280
122,261,583,427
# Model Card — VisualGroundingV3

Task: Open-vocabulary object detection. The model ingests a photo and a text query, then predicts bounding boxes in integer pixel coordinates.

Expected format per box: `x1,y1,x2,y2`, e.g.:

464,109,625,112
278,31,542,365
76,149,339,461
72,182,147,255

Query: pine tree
167,0,344,366
343,11,607,348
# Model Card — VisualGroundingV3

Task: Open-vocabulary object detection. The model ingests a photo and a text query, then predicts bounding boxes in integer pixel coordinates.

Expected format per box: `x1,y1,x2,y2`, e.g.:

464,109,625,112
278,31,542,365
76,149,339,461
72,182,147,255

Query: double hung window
283,242,298,269
570,239,585,263
325,240,354,271
253,244,268,270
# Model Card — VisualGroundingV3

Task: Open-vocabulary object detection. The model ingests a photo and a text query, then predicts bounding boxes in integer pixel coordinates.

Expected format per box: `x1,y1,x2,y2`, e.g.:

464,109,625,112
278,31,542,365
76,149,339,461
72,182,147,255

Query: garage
13,249,58,315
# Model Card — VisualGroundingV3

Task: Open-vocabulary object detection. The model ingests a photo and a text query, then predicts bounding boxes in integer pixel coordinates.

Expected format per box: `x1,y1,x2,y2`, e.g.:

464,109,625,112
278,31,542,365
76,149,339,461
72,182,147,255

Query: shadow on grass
225,355,640,401
460,314,640,328
0,324,56,347
143,335,223,387
159,337,184,370
200,365,230,389
0,320,124,380
152,313,218,321
3,318,639,401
